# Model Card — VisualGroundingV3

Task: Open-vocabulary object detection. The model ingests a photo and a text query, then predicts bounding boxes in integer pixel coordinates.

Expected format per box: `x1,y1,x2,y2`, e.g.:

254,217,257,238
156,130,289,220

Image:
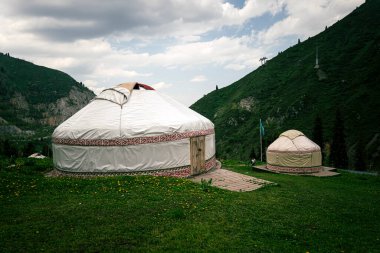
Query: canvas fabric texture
53,135,215,173
52,87,215,173
266,130,322,168
267,150,321,167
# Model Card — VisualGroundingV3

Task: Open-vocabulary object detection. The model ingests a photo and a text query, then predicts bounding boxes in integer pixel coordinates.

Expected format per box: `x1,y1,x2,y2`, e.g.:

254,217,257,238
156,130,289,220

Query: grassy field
1,158,379,252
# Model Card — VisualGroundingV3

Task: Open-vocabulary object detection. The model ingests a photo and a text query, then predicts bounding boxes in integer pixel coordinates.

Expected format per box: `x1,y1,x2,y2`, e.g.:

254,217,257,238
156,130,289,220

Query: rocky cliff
0,53,95,137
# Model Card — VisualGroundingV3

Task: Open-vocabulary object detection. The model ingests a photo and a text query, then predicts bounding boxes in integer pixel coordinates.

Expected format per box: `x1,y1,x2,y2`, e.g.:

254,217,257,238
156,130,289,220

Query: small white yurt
266,130,322,173
52,82,216,177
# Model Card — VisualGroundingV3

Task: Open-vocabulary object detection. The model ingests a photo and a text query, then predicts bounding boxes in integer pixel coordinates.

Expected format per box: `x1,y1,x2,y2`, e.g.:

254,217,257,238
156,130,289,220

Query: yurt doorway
190,136,205,175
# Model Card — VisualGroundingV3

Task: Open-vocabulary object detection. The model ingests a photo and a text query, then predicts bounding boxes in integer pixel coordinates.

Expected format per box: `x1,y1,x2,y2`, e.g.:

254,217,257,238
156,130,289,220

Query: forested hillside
191,0,380,170
0,53,95,157
0,53,94,137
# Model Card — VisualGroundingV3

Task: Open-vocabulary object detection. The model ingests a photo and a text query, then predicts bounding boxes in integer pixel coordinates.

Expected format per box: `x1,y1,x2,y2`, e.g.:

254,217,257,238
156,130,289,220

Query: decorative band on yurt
266,164,322,174
266,150,319,154
52,128,214,146
55,156,217,178
150,156,217,177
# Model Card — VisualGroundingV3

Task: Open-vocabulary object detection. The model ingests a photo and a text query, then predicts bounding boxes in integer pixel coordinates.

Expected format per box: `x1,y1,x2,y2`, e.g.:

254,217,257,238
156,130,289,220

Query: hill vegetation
191,0,380,171
0,53,94,157
0,53,94,137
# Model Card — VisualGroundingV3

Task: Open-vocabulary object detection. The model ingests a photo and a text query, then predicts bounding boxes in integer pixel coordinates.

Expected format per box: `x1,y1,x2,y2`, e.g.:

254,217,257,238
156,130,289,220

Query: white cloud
0,0,365,105
151,82,173,90
191,75,207,82
258,0,364,44
225,64,246,71
148,36,267,71
82,79,104,95
1,0,282,42
83,79,98,88
93,65,151,78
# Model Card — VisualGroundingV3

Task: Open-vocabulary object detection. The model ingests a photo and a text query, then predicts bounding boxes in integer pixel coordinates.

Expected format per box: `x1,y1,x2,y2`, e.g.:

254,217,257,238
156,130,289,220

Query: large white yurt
52,82,216,177
266,130,322,173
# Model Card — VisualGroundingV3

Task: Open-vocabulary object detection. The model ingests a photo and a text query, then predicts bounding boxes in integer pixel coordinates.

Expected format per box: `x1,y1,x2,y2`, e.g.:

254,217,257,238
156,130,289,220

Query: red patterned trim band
267,150,321,154
153,156,216,177
266,164,322,174
53,128,215,146
55,156,217,178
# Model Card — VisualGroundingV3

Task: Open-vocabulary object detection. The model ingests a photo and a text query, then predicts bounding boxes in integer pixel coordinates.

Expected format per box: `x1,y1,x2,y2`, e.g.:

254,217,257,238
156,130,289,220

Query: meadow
1,158,379,252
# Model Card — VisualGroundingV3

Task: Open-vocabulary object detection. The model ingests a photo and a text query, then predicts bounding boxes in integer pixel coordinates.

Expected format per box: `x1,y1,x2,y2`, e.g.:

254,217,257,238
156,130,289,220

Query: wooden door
190,136,205,175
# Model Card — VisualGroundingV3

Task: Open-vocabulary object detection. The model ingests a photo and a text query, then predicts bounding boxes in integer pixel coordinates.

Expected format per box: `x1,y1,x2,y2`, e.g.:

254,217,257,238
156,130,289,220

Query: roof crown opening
280,129,304,140
95,82,155,105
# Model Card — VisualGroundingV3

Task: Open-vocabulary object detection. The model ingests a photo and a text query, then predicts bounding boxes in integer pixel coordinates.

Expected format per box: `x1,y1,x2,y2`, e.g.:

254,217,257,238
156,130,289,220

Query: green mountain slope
191,0,380,170
0,53,94,137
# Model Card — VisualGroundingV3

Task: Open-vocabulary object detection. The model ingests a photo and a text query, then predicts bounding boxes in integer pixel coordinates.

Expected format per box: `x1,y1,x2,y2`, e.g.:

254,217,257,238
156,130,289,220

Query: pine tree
24,142,35,156
4,140,17,157
354,140,366,171
312,115,324,149
250,146,256,159
330,109,348,168
216,85,219,91
42,144,51,157
0,139,4,156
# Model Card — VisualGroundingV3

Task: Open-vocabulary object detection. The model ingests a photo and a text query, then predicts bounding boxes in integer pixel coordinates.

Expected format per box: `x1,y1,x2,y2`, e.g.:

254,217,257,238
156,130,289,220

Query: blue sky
0,0,364,106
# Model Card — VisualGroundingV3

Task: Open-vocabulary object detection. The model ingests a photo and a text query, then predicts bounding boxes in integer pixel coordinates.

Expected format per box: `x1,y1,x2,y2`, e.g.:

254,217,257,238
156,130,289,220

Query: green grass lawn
1,159,379,252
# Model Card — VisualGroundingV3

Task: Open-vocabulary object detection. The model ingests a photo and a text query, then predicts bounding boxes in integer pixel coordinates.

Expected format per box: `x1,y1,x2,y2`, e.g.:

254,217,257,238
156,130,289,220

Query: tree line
312,109,366,170
252,109,369,171
0,138,52,161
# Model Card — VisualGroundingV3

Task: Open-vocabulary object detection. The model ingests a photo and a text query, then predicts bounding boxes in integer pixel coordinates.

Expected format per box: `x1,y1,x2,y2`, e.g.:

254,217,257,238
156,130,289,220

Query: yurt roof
267,130,320,153
52,82,214,141
280,129,304,140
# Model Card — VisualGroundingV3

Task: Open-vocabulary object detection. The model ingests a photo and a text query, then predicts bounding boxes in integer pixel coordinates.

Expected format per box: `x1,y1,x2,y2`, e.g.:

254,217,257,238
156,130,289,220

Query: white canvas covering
52,83,215,173
266,130,322,168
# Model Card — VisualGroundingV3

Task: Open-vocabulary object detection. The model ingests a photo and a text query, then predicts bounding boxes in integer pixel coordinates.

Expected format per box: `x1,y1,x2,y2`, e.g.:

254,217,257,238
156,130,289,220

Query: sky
0,0,364,106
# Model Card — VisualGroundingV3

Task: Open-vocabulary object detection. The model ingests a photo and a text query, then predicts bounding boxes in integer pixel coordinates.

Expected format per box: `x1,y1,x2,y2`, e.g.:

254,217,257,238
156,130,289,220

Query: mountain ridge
0,53,95,137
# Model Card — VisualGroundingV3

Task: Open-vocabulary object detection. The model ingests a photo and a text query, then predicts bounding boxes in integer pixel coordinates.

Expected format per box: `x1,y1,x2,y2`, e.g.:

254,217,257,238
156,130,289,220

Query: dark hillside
0,53,94,137
191,0,380,170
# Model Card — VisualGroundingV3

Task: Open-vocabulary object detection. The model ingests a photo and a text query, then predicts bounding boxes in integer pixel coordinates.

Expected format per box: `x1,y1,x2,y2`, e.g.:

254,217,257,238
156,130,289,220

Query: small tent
52,82,216,177
266,130,322,173
28,153,46,159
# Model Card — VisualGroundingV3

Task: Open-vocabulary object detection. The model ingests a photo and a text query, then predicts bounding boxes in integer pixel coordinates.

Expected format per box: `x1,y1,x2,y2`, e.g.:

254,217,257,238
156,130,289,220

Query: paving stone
253,165,340,177
191,168,274,192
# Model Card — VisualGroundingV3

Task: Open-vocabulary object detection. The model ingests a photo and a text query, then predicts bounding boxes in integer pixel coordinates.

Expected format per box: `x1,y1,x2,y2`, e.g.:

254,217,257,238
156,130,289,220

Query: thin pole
260,130,263,162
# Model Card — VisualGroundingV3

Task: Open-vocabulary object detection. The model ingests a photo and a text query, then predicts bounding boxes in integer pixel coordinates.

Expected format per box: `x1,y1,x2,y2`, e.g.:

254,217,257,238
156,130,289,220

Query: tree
216,85,219,91
259,57,268,65
330,109,348,168
250,145,257,159
298,38,301,44
323,142,331,166
354,139,366,171
24,142,35,156
42,144,51,157
4,139,17,157
312,115,324,149
0,139,4,156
